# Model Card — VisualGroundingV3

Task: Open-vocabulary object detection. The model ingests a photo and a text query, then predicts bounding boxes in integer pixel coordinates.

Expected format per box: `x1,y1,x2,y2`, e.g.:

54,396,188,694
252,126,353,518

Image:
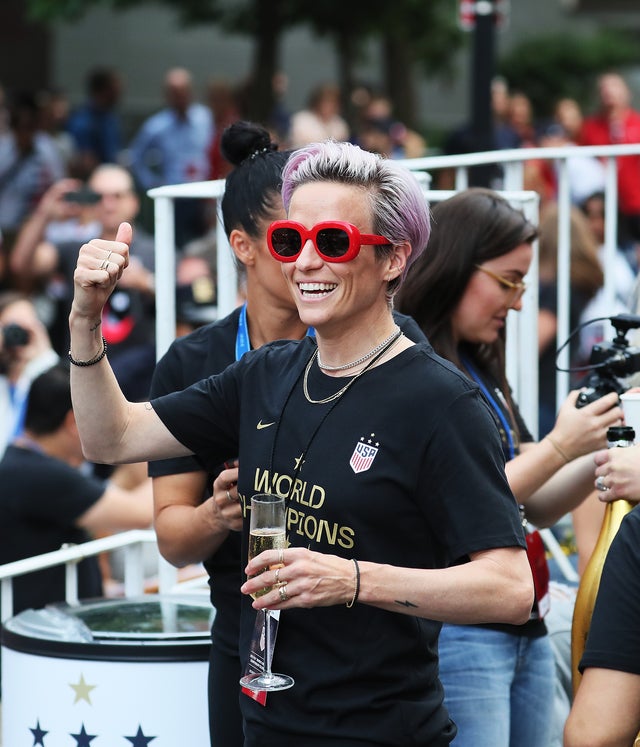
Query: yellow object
571,497,636,694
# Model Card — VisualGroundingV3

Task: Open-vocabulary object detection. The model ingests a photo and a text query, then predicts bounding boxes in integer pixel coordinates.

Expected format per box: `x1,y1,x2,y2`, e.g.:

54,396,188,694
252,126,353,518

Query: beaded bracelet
68,337,108,367
346,558,360,608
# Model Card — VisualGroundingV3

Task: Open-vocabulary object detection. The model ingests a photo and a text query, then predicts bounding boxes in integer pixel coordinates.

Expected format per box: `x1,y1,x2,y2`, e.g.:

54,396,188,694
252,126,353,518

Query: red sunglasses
267,220,392,263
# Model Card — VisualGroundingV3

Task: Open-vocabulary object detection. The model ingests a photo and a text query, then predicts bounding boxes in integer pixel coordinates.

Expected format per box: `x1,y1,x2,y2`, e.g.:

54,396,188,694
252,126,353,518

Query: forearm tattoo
395,599,418,609
89,319,102,332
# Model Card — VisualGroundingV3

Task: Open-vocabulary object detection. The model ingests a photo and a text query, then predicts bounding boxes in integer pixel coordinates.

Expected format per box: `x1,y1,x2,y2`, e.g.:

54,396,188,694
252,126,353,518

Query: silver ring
596,475,609,492
278,549,284,565
106,250,113,262
99,259,109,271
274,567,281,585
226,489,233,502
278,583,288,602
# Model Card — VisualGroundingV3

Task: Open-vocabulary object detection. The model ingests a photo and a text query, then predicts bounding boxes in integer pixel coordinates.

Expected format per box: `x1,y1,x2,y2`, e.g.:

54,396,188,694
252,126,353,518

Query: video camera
575,314,640,408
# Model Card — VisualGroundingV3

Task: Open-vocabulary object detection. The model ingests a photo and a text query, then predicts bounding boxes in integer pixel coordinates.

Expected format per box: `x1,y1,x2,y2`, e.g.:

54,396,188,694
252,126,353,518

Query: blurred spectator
268,71,291,143
537,204,604,436
439,75,520,188
508,91,537,146
506,90,551,199
206,79,241,180
0,291,58,456
9,165,155,398
66,67,123,179
9,176,100,294
37,87,76,171
579,72,640,245
536,123,606,207
553,97,584,142
581,190,638,274
129,67,213,249
288,82,349,147
357,92,426,159
0,92,65,249
577,190,636,362
0,362,153,618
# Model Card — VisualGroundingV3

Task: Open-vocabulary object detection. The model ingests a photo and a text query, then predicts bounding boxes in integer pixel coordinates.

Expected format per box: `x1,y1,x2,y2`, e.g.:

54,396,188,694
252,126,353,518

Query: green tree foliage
498,29,640,118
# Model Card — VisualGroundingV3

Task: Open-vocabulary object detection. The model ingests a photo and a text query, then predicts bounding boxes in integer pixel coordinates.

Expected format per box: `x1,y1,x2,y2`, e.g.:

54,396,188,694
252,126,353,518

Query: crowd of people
1,62,640,747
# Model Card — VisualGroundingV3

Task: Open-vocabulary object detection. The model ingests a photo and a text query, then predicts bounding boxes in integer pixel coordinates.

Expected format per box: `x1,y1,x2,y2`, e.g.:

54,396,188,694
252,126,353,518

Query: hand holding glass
240,493,294,692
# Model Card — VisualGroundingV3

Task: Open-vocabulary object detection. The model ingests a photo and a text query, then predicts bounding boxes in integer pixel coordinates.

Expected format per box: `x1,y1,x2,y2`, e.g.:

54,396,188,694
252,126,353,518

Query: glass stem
264,608,273,680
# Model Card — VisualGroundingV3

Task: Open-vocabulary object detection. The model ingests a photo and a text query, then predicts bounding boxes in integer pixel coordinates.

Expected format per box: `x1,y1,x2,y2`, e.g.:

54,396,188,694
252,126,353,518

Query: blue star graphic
30,719,48,745
125,725,156,745
70,723,97,746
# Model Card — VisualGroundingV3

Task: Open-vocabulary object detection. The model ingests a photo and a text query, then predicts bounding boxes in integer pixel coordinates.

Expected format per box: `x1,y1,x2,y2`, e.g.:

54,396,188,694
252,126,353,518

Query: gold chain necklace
303,329,403,405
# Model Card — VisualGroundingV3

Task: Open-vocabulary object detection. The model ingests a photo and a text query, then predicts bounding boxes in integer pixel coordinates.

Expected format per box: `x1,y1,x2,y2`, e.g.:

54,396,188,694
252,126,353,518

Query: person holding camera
9,164,155,399
396,187,622,747
0,290,58,456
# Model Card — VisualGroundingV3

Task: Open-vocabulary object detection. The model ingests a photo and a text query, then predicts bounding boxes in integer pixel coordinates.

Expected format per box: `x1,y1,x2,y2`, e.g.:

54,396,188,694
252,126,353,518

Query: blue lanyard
235,302,315,362
462,357,515,461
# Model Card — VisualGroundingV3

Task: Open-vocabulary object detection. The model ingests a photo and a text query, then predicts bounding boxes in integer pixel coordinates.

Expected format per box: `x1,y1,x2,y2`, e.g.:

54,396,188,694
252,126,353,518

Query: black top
147,307,427,655
580,503,640,675
0,444,104,617
151,337,525,746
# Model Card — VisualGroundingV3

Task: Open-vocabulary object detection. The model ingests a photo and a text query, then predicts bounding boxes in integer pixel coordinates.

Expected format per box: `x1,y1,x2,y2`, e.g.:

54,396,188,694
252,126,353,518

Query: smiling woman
68,145,534,747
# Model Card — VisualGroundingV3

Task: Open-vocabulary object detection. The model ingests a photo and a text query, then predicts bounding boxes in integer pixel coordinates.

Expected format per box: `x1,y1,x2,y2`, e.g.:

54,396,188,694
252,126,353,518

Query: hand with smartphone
63,187,102,205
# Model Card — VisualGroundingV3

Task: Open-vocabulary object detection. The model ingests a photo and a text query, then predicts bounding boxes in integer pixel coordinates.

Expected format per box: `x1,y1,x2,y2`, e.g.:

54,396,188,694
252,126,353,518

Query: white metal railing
1,530,174,623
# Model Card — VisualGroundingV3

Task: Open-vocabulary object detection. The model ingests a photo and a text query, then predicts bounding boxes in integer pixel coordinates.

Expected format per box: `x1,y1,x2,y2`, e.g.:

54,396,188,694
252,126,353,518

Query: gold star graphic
69,673,96,704
293,453,305,470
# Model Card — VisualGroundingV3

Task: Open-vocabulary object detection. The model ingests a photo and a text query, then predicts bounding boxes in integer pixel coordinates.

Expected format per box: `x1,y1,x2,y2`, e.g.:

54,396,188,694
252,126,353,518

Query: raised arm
69,221,189,464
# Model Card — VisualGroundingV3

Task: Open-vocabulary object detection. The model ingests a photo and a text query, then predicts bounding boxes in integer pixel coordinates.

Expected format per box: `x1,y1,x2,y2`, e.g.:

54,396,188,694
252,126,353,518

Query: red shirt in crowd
579,109,640,215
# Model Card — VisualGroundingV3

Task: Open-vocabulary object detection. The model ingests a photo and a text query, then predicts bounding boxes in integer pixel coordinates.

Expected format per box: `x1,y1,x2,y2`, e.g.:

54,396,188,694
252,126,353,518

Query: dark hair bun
221,120,276,167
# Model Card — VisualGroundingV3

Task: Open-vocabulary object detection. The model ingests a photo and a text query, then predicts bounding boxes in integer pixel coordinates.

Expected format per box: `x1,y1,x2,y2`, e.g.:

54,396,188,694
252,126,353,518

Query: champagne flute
240,493,294,692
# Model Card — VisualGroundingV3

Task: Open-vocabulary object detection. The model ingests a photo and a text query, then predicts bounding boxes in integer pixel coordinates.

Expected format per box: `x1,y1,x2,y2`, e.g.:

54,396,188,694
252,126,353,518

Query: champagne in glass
249,527,286,598
240,493,294,691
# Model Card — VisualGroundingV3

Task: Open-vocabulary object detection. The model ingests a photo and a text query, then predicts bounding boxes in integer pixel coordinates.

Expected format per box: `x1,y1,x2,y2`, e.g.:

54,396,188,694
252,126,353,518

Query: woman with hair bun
148,120,308,746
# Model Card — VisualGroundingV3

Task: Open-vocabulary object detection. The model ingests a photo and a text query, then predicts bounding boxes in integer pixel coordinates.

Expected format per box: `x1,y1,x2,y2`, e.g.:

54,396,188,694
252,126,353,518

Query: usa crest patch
350,435,379,473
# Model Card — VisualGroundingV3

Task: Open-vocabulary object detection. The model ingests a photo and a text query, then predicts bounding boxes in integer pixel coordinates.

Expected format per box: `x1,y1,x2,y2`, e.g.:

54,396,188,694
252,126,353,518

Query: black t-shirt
147,307,427,656
580,504,640,675
151,338,525,746
148,306,242,654
0,445,104,617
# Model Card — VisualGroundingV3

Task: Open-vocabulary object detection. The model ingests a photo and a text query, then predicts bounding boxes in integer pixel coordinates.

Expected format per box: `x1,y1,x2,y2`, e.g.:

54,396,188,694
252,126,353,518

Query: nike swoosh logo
256,420,275,430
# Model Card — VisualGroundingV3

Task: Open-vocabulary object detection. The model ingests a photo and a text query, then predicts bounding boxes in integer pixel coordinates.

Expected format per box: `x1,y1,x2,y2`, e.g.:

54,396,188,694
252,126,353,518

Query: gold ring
274,567,281,584
278,583,288,602
226,489,233,502
278,549,284,564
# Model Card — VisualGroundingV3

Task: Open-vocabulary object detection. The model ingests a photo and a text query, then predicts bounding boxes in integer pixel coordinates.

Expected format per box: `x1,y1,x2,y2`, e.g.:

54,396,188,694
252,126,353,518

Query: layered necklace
303,326,404,405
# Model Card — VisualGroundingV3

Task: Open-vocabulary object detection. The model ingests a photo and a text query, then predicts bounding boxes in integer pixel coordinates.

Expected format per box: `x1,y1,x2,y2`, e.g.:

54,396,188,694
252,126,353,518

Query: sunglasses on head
267,220,392,263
